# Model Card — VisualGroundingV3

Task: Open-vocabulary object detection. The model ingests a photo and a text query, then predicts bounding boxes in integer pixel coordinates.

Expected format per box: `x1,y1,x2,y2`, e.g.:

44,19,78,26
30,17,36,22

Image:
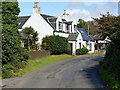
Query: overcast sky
18,0,119,23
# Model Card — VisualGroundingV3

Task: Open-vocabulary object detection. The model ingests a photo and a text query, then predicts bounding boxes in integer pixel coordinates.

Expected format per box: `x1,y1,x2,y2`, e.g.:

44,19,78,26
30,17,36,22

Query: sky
18,0,119,23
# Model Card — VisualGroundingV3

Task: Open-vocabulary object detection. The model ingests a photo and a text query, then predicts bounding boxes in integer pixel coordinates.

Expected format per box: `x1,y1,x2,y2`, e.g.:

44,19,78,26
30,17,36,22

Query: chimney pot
34,2,39,7
64,10,66,14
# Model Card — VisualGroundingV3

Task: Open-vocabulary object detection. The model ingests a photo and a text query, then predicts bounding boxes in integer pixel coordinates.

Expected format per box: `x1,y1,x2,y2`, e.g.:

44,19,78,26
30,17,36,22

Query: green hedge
99,63,120,88
76,46,89,55
2,48,29,79
41,35,70,55
99,31,120,88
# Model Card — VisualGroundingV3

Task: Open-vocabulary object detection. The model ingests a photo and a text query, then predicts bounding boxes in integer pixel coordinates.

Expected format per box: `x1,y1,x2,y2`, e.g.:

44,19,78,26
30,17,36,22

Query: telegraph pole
88,24,89,36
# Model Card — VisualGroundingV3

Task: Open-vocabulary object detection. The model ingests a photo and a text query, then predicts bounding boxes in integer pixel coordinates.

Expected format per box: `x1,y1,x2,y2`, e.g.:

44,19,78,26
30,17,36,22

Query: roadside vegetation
76,46,89,55
4,54,74,78
2,2,29,79
41,35,71,55
93,13,120,88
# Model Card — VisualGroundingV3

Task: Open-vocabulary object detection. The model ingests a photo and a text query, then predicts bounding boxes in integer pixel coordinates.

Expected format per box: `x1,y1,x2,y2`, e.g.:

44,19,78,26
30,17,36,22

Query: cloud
68,2,85,8
67,9,93,22
67,2,118,20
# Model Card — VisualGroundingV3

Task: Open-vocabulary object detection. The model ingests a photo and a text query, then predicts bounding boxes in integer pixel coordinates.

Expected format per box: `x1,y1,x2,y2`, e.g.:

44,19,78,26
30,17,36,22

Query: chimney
33,2,40,15
62,10,69,20
64,10,66,15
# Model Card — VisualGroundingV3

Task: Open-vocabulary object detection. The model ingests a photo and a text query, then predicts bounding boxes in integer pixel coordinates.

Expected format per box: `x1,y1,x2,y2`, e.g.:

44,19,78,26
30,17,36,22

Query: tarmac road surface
3,54,106,88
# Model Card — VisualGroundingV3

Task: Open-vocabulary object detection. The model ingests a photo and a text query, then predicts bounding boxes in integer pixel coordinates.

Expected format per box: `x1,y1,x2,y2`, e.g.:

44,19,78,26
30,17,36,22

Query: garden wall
29,50,50,59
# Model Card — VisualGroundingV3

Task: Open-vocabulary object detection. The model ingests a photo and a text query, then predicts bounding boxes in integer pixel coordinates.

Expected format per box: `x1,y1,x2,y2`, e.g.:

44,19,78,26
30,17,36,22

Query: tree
77,19,91,34
93,12,120,39
41,35,70,55
31,31,38,46
96,13,120,87
22,26,34,51
2,2,29,78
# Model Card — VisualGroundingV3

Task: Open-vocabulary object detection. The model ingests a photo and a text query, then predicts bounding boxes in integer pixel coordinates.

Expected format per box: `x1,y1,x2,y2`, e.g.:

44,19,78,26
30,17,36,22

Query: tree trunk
28,36,30,51
32,40,34,46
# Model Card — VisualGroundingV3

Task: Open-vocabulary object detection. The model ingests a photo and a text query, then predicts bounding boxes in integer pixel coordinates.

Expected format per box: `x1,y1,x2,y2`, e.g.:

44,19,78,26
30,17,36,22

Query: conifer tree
2,1,29,78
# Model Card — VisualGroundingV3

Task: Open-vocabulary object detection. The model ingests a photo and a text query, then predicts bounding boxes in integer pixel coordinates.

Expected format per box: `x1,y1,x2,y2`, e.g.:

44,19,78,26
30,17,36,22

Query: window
59,22,62,31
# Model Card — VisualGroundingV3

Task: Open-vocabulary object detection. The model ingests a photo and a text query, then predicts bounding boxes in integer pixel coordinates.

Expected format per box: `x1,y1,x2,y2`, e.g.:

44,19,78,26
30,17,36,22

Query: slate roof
62,19,66,21
18,14,57,30
77,28,95,42
68,34,78,41
40,14,57,29
18,16,31,29
64,21,73,25
92,35,105,40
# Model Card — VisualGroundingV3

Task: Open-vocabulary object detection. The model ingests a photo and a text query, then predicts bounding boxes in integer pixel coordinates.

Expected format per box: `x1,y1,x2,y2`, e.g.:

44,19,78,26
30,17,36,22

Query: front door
69,43,73,55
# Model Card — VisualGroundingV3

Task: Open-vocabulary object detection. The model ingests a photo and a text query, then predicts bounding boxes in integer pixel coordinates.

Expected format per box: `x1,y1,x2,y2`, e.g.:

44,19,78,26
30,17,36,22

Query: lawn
78,53,104,56
14,54,74,77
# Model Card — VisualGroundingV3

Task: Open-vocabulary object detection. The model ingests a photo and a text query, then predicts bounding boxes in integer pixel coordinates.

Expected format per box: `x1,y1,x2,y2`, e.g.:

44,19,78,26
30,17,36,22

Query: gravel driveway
2,54,106,88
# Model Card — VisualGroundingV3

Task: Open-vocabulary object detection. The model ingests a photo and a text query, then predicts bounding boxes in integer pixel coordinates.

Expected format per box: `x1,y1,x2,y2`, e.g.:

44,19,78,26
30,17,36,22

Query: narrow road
3,54,106,88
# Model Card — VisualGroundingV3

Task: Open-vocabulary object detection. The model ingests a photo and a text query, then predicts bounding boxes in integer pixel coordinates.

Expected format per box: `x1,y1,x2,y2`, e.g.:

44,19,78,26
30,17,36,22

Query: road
3,54,106,88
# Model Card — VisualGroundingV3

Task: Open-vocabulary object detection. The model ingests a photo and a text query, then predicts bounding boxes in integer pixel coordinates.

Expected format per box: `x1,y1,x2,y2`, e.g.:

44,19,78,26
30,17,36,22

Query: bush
2,64,15,78
2,2,29,78
31,44,39,50
2,48,29,78
76,46,89,55
41,35,70,55
99,31,120,88
99,65,120,88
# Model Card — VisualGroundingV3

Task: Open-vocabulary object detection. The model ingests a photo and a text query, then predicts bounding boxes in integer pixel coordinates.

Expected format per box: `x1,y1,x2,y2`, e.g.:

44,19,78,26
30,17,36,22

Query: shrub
2,2,29,78
41,35,70,55
76,46,89,55
99,65,120,88
31,44,39,50
2,64,15,78
99,31,120,87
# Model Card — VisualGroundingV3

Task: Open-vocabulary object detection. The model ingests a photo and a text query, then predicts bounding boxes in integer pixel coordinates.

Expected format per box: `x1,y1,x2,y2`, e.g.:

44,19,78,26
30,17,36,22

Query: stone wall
29,50,50,59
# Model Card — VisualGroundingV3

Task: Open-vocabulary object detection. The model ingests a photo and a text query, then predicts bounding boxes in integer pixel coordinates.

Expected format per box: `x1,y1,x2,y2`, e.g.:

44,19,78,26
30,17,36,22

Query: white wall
22,14,54,44
54,32,69,38
90,42,95,53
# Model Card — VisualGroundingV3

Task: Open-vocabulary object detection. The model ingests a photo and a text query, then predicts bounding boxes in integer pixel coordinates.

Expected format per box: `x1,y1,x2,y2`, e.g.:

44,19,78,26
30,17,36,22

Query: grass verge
78,53,104,56
13,54,74,77
99,65,120,89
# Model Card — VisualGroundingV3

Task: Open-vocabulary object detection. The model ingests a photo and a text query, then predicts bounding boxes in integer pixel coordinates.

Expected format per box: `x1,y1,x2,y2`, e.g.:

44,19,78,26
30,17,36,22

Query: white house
93,35,111,50
18,2,95,55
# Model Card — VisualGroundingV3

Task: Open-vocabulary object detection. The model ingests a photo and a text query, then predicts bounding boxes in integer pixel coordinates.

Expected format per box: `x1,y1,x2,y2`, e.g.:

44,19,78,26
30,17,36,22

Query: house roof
77,28,95,42
62,19,66,21
92,35,105,40
18,16,31,29
40,14,57,29
63,21,73,25
18,14,57,30
68,34,78,41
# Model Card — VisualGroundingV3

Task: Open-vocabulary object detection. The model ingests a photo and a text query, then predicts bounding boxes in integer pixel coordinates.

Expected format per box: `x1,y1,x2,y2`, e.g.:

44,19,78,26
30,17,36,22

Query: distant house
93,35,111,50
18,2,95,55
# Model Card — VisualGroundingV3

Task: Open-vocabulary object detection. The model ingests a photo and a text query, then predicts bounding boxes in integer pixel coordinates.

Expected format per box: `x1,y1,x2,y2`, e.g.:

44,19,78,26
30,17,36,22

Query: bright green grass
14,54,74,77
78,53,104,56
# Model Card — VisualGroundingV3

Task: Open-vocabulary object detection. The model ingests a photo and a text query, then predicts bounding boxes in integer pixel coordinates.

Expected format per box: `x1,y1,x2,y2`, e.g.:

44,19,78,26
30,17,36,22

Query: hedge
41,35,70,55
99,31,120,88
76,46,89,55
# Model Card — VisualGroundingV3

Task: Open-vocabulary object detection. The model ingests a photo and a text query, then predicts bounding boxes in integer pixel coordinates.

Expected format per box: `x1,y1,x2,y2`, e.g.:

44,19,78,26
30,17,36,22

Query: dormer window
59,22,62,31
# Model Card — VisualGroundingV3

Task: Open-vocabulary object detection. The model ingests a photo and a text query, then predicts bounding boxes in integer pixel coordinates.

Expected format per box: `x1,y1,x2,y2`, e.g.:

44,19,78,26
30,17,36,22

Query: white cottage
18,2,95,55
